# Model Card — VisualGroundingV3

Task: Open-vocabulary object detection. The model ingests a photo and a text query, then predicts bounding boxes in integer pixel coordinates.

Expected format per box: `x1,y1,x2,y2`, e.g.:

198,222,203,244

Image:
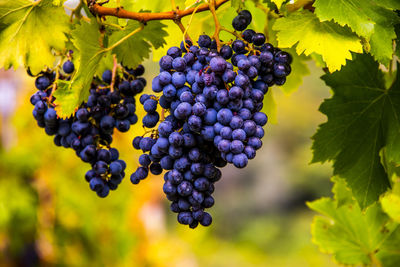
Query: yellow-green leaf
0,0,69,73
381,193,400,223
308,177,400,266
54,20,109,117
273,10,362,72
313,0,400,65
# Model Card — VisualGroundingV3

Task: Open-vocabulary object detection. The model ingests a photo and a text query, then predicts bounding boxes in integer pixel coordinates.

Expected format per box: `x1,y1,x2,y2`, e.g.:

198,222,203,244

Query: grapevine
2,1,400,264
27,2,291,227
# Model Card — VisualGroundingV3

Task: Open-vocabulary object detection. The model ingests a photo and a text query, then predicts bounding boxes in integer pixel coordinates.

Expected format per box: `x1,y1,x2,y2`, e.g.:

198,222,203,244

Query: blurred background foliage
0,57,340,266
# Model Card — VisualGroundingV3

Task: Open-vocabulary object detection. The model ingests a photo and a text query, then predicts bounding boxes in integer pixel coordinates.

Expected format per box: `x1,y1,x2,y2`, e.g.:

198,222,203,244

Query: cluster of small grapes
129,10,292,228
131,121,225,227
30,60,146,197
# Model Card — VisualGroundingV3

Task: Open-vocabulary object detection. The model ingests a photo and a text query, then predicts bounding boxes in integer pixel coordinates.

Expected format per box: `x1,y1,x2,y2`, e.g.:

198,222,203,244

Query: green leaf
376,227,400,267
0,0,69,73
314,0,400,65
54,20,109,117
312,54,400,208
272,10,362,72
308,177,400,266
309,199,398,266
110,20,168,69
395,24,400,58
373,0,400,10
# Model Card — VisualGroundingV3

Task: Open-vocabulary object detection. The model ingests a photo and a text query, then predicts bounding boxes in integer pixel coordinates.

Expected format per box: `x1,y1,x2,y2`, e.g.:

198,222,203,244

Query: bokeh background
0,58,339,266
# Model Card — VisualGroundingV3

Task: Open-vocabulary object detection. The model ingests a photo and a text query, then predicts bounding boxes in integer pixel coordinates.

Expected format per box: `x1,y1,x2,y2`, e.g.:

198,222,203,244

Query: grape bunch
130,10,292,228
30,59,146,197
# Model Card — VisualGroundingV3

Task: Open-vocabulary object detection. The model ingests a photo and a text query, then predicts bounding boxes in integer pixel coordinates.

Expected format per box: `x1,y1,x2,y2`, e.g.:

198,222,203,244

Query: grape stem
88,0,229,22
209,0,222,51
48,62,61,105
183,5,201,48
175,19,192,42
170,1,192,42
110,54,118,92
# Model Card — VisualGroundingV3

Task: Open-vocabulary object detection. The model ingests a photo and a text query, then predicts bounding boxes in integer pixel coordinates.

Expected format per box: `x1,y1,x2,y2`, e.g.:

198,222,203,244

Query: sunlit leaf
314,0,400,65
54,20,109,117
0,0,69,73
273,10,362,72
308,177,400,266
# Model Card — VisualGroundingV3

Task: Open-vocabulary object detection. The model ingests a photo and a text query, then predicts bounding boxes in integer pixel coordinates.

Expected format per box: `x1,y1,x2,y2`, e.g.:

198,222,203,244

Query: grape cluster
130,10,292,228
30,60,146,197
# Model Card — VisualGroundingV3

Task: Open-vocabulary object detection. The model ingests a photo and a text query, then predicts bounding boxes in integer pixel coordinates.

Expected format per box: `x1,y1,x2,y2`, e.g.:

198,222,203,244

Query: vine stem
89,0,229,22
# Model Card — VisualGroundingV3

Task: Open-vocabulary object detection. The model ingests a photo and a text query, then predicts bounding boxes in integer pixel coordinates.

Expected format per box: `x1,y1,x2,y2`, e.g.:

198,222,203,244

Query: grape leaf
312,54,400,208
376,228,400,267
0,0,69,74
272,10,362,72
313,0,400,65
381,193,400,223
308,177,400,266
374,0,400,10
109,20,168,69
395,24,400,58
54,20,109,117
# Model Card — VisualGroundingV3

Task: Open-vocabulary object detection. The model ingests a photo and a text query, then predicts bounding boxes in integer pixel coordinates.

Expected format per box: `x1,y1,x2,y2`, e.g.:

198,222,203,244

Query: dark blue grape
63,60,75,74
102,70,112,83
232,153,248,168
239,10,252,25
232,15,248,31
142,112,159,128
35,76,51,91
198,35,212,48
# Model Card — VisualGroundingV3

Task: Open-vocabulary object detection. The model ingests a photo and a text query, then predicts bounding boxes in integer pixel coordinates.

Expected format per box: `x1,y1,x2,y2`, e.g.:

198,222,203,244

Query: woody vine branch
87,0,230,23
